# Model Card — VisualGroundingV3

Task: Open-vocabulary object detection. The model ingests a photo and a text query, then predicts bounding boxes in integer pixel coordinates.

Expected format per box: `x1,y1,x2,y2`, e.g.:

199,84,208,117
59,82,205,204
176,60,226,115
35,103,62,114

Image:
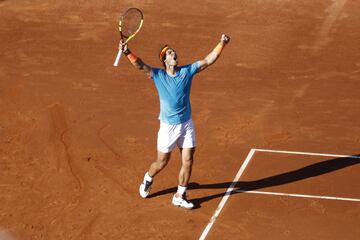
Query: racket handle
113,49,123,66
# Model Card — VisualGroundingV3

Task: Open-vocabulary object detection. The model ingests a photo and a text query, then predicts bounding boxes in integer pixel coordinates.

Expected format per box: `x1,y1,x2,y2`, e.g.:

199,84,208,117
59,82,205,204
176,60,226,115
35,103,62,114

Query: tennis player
119,34,230,209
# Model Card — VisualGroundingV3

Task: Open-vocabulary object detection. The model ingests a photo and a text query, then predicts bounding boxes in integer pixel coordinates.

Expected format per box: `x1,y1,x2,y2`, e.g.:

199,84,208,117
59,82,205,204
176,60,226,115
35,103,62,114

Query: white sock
144,172,153,182
177,185,187,196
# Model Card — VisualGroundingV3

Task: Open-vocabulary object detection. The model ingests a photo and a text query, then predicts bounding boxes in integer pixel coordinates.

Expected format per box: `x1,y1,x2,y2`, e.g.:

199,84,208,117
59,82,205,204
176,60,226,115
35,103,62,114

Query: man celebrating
119,34,230,209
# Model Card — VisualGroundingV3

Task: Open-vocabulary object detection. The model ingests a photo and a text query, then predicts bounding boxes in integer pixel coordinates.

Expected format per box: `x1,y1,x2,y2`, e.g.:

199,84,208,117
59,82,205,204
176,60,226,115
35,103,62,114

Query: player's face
164,48,178,67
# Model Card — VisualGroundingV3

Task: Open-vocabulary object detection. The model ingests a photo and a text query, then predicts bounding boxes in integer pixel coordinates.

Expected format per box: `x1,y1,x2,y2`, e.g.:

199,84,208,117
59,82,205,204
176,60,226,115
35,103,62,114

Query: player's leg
172,119,196,209
178,147,195,188
149,151,171,177
172,147,195,209
139,121,178,198
139,151,171,198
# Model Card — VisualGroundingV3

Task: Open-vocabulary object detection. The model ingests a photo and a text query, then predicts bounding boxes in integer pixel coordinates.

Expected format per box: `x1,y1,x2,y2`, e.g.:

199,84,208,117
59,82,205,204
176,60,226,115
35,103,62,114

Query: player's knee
182,157,193,167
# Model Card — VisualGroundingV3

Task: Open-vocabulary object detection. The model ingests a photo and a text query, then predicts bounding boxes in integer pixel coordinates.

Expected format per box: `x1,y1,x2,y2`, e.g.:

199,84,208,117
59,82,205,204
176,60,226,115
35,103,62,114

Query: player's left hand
221,34,230,44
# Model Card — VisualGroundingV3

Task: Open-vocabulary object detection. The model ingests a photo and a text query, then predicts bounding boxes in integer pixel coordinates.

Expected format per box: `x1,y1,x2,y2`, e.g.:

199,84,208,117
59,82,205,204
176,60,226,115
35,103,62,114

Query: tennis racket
113,8,144,66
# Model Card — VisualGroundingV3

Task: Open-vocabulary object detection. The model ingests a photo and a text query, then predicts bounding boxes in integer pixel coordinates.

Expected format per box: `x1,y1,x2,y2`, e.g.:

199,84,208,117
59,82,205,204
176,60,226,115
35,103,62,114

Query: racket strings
121,9,142,38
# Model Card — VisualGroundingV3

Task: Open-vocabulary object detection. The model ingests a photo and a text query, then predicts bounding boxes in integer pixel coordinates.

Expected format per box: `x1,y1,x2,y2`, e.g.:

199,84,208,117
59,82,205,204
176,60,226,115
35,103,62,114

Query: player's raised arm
119,41,152,78
197,34,230,73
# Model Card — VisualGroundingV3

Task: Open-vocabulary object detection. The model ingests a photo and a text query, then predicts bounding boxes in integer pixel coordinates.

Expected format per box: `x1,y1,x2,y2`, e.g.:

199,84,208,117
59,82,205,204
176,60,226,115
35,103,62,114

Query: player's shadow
148,155,360,209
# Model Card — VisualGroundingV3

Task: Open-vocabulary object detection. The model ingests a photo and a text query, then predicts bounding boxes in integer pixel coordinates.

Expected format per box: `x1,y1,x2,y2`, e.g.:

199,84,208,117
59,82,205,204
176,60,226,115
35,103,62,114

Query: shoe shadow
149,155,360,209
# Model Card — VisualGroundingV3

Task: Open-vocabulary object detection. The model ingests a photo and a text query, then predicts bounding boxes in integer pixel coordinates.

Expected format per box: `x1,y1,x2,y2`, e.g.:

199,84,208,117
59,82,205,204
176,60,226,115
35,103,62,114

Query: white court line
198,149,256,240
254,148,360,159
199,148,360,240
236,190,360,202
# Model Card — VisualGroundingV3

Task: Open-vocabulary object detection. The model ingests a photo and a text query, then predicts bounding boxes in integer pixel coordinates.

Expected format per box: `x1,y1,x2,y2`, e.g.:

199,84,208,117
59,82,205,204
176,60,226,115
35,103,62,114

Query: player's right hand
119,40,128,52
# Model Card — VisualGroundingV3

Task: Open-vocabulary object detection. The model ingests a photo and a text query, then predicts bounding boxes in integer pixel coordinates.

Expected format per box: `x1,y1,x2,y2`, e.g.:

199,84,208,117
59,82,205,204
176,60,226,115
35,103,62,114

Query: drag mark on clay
97,123,122,160
94,124,133,191
312,0,347,52
49,103,83,191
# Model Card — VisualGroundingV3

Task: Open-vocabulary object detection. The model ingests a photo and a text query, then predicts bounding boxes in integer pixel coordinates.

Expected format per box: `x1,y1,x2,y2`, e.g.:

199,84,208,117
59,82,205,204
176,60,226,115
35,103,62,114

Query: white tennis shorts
157,119,196,153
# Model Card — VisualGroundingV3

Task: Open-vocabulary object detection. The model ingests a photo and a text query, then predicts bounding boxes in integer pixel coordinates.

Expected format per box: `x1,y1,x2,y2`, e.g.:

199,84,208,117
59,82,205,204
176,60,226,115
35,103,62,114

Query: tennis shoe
172,193,194,209
139,180,152,198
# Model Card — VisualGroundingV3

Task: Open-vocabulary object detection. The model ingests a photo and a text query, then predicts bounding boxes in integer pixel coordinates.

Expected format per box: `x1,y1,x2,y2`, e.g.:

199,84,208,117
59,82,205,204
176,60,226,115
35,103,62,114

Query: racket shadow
148,155,360,209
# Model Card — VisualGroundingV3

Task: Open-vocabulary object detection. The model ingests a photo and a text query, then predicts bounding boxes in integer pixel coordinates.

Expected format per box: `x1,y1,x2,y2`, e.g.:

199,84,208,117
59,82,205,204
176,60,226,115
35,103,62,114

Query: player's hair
159,44,169,68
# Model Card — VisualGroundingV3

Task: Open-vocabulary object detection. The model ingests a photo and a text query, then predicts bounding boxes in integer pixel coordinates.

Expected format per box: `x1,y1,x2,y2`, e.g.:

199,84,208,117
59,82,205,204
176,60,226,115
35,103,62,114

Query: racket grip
113,49,123,66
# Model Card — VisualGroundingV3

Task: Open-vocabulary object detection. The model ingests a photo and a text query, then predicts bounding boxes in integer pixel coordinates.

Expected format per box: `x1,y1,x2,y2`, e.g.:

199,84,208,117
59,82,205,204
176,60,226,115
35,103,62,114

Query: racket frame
113,8,144,66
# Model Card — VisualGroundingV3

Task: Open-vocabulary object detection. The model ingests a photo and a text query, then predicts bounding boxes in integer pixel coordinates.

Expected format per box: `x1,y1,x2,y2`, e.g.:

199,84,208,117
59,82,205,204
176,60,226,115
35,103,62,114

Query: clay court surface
1,0,360,239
